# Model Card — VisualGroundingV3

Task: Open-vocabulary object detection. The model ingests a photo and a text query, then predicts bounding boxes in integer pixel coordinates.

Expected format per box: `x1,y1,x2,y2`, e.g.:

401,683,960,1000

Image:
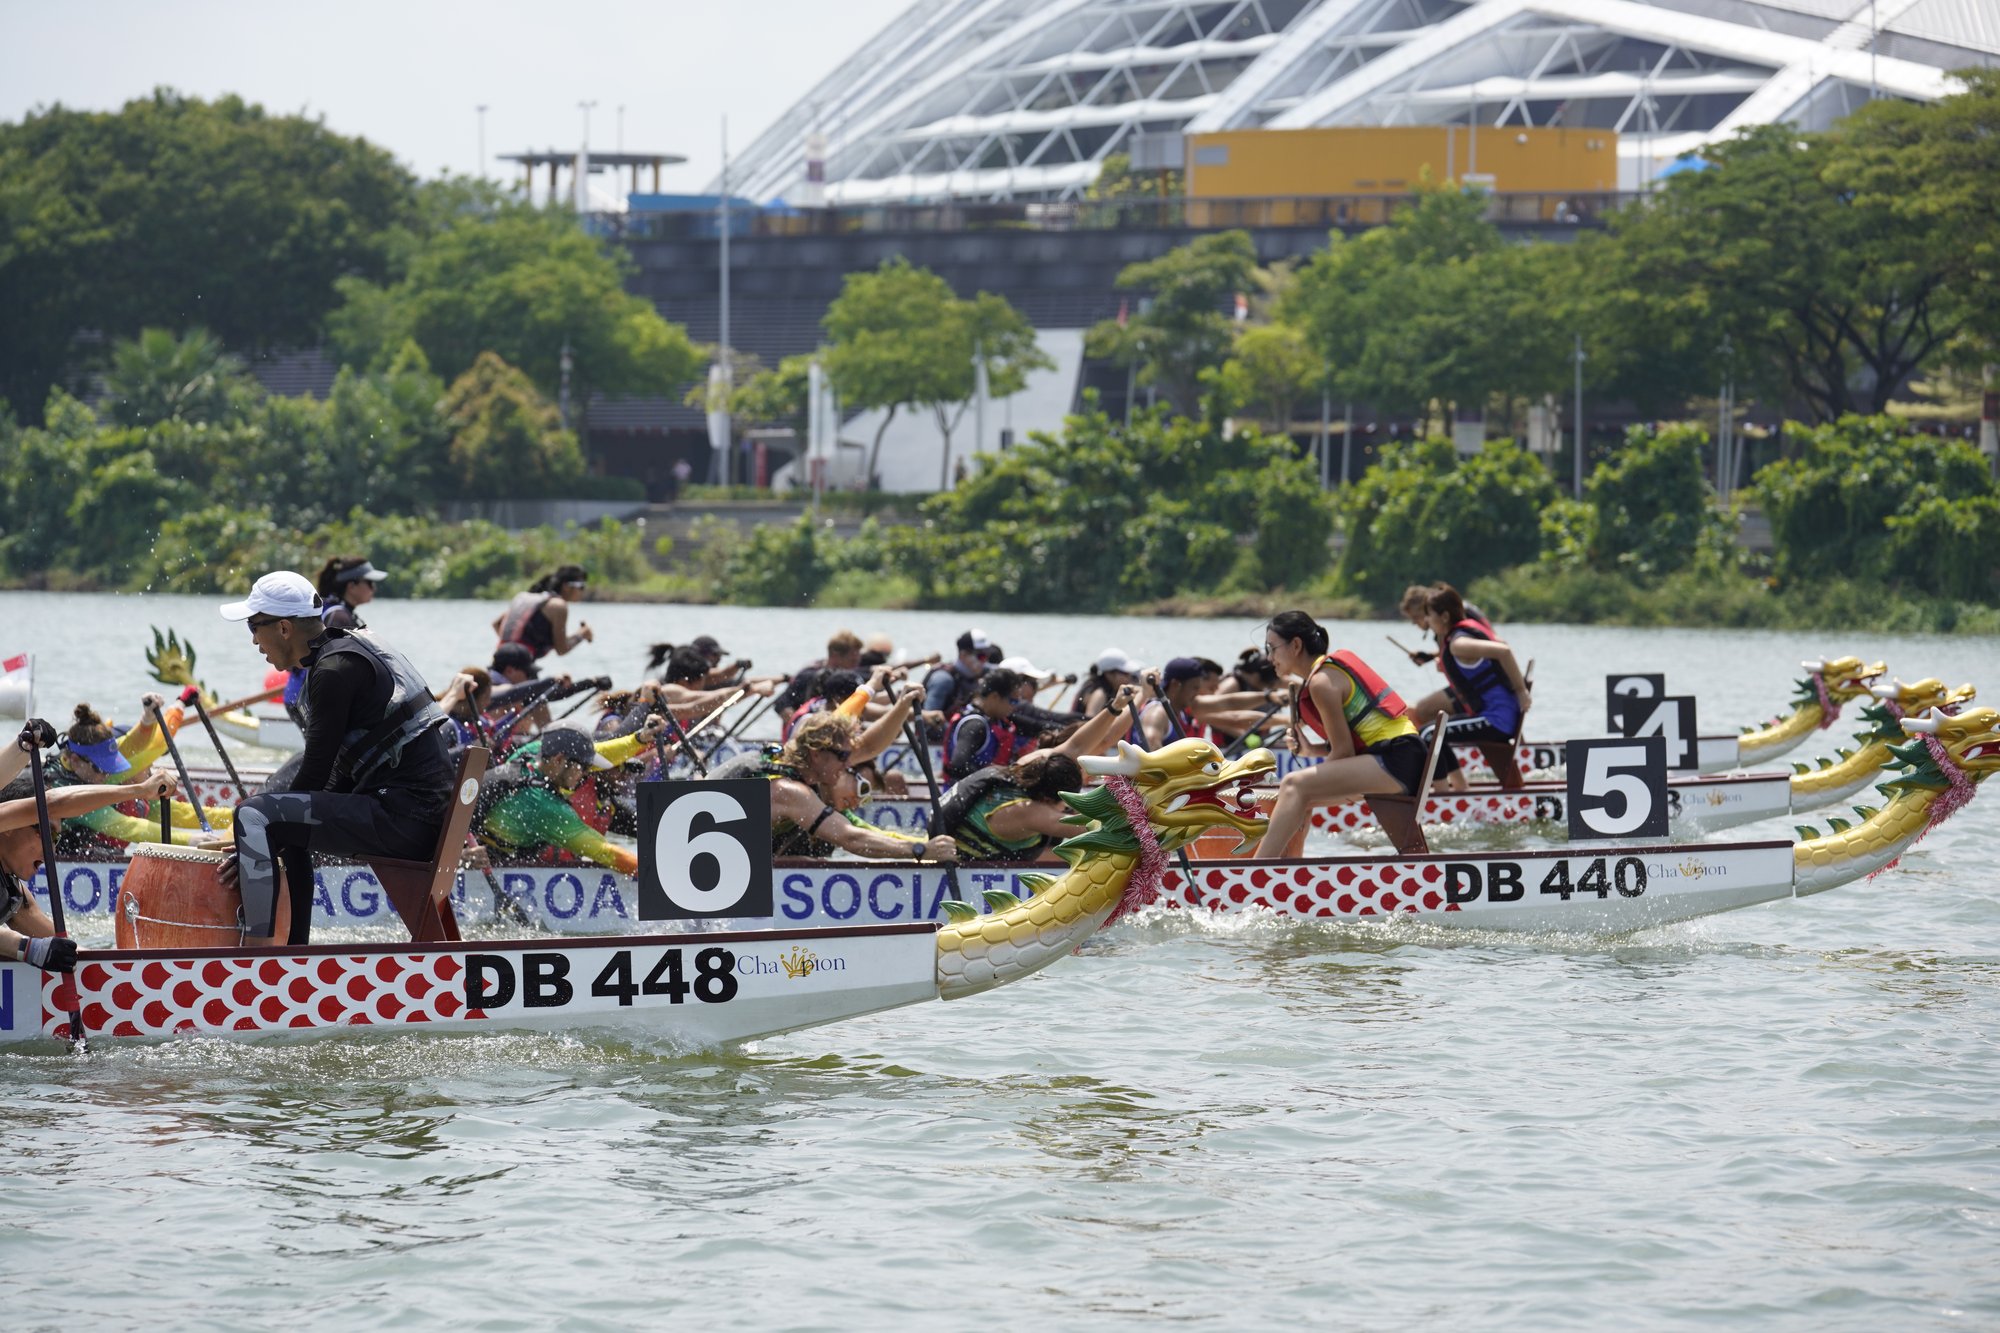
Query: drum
115,843,291,949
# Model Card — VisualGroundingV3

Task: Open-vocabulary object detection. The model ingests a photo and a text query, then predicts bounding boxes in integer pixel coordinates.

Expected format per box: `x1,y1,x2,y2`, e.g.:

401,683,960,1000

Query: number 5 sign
1566,737,1670,841
638,779,773,920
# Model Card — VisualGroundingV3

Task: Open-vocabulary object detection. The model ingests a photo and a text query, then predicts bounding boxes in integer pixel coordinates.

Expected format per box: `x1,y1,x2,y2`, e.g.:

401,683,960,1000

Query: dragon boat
0,741,1279,1048
35,707,1996,942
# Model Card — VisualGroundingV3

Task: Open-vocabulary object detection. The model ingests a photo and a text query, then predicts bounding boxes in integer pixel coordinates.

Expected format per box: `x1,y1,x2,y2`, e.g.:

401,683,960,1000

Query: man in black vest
217,571,454,944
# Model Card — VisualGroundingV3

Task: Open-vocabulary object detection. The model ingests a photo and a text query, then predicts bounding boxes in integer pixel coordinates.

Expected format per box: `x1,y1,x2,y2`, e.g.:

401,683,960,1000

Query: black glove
21,935,77,972
1409,651,1435,666
18,719,56,751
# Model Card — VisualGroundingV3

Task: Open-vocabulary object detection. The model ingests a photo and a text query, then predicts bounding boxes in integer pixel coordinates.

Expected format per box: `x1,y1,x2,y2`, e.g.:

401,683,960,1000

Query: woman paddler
1417,585,1531,791
47,703,232,852
315,555,388,631
0,719,183,973
1249,610,1429,858
934,683,1140,864
494,564,594,660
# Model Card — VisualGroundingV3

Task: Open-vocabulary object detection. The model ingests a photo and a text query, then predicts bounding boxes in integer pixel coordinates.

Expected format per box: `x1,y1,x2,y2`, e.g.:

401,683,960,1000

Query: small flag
0,652,29,720
1233,292,1249,323
1116,298,1129,329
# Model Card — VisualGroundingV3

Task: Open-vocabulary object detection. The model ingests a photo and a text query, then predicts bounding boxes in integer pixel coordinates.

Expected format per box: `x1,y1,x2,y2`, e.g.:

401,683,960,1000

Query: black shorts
1368,734,1430,797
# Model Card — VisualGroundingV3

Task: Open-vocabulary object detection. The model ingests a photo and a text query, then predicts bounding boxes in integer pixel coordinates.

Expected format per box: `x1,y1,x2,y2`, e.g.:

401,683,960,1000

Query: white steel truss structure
723,0,1995,202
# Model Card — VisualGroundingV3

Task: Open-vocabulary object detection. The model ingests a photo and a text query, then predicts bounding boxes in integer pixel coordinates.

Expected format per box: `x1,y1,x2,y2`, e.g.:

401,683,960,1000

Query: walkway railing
597,192,1642,242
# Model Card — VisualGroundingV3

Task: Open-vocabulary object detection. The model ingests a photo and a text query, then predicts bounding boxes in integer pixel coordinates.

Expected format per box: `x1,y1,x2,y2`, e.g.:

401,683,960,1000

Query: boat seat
1364,713,1450,857
363,745,488,944
1478,741,1525,789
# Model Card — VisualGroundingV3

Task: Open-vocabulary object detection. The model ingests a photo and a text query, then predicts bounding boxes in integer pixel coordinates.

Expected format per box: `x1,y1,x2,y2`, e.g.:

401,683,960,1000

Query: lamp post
476,104,488,181
1572,333,1586,498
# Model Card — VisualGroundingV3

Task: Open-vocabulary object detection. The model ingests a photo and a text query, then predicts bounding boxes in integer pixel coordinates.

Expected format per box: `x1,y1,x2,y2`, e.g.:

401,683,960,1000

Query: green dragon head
1878,706,2000,795
145,626,205,696
1057,738,1277,861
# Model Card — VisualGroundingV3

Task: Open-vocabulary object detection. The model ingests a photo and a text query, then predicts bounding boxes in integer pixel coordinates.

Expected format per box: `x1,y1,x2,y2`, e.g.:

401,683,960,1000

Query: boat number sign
1566,736,1670,840
637,779,774,920
466,946,742,1011
1606,674,1699,770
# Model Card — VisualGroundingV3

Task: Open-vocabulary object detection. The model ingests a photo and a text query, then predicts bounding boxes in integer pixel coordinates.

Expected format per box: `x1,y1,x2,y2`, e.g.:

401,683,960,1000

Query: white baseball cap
998,655,1052,679
220,571,322,621
1095,647,1145,676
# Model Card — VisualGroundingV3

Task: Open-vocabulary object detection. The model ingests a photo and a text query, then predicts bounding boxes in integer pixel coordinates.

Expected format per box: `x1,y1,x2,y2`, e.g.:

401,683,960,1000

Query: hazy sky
0,0,914,192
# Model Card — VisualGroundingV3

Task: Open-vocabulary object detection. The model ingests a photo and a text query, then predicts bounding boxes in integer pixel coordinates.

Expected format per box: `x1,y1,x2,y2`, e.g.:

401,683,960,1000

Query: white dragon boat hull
1310,771,1793,836
0,923,942,1046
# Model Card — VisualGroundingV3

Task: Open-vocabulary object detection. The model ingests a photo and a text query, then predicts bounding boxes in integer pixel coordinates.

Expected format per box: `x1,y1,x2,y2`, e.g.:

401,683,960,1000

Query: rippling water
2,593,1995,1328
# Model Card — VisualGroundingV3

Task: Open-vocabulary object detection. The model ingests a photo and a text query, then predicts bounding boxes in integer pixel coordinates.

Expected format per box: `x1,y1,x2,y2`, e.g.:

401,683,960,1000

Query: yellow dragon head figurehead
1072,737,1276,854
1866,677,1977,715
1799,655,1887,706
1896,706,2000,781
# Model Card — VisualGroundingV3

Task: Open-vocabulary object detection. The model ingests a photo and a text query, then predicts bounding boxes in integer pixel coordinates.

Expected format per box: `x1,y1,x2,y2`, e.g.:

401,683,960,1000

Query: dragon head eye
1203,761,1221,776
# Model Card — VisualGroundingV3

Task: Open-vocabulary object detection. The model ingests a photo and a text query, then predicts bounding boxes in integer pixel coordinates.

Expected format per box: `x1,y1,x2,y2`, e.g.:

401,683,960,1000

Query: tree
442,352,586,498
101,327,261,428
1204,322,1319,431
0,90,417,418
1586,95,2000,422
820,260,1048,489
328,203,704,412
1085,230,1258,413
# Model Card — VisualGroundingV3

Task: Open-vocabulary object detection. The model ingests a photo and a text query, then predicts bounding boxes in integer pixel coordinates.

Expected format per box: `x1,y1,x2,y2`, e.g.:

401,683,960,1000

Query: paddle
1223,698,1286,759
700,690,773,766
899,710,962,904
179,687,243,792
1128,686,1196,884
25,739,86,1048
151,700,209,833
466,835,532,927
206,683,287,717
1387,634,1432,665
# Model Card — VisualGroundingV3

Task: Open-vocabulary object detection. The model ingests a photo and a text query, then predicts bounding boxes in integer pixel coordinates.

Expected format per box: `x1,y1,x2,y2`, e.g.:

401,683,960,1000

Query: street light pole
476,104,488,181
1572,333,1586,498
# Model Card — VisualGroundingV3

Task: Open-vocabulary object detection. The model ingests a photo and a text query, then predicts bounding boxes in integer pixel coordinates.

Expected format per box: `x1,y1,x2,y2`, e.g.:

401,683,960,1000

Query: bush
1583,424,1732,577
1754,416,1999,589
1335,438,1556,605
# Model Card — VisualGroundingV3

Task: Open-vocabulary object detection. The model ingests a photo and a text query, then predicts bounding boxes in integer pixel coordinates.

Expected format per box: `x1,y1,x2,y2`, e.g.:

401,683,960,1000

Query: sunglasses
248,616,281,634
823,747,853,763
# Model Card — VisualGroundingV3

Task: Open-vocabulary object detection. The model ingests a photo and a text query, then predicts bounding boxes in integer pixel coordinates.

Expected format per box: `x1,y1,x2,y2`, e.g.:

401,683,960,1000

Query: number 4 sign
1614,695,1700,771
1567,737,1670,841
638,779,774,920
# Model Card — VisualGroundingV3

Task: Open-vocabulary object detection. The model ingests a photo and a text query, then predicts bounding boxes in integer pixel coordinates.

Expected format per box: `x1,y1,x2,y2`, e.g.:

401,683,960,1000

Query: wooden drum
115,843,291,949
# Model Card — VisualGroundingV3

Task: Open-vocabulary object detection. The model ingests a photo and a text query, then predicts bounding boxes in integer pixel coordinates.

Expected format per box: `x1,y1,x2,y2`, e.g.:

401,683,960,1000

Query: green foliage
1086,231,1258,413
328,201,703,405
0,90,416,418
442,351,585,498
102,327,262,427
1334,438,1556,605
1753,415,1998,593
1577,424,1734,578
723,516,833,606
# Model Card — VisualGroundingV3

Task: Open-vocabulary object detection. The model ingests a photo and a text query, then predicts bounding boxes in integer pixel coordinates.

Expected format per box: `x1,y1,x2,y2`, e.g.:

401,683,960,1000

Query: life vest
1439,620,1519,730
945,708,1019,784
1297,650,1412,753
708,746,833,856
497,592,556,658
315,629,450,788
1139,699,1213,747
935,766,1049,863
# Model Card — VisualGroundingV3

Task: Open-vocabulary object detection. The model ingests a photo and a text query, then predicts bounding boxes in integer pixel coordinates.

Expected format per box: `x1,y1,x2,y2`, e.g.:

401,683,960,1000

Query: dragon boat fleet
6,645,1984,1052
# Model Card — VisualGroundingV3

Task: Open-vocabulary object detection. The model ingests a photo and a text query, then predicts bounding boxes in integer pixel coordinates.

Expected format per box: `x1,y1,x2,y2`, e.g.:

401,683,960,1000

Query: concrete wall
441,499,647,530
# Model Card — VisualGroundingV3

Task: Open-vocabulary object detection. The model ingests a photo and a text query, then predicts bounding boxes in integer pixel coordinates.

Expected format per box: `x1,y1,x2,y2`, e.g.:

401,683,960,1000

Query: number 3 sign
1566,737,1670,841
638,779,774,920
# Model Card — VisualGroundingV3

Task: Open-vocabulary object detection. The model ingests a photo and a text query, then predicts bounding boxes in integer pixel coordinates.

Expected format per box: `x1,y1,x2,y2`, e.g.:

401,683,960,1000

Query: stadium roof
723,0,1998,202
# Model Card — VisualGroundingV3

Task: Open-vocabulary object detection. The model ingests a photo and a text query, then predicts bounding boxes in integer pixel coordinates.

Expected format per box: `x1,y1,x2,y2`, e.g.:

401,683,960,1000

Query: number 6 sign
638,779,774,920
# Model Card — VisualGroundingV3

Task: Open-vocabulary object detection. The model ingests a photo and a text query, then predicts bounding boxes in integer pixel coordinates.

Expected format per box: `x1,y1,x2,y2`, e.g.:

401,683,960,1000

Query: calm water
2,592,1996,1329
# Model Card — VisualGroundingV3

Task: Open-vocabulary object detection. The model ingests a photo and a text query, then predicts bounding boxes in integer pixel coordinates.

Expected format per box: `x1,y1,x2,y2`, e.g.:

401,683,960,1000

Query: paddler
1073,648,1145,717
1134,657,1286,749
1416,584,1531,791
922,629,994,717
714,708,957,861
1248,610,1429,858
1,719,182,973
933,683,1141,863
315,555,388,631
469,726,640,874
941,668,1025,786
493,564,594,659
218,570,455,945
771,628,864,718
48,702,231,851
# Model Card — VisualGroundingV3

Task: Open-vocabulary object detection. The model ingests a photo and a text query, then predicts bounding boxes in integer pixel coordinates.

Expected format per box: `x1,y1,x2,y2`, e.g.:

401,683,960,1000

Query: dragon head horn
1900,709,1946,736
1079,740,1145,777
1801,658,1826,673
1868,678,1902,699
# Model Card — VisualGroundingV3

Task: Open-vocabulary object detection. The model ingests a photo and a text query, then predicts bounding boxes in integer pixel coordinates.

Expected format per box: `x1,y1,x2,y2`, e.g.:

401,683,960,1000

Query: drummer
217,570,455,946
1,720,182,972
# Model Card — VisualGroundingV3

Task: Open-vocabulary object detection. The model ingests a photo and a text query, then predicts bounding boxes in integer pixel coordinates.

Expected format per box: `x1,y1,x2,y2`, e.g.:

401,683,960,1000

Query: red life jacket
1297,649,1408,753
